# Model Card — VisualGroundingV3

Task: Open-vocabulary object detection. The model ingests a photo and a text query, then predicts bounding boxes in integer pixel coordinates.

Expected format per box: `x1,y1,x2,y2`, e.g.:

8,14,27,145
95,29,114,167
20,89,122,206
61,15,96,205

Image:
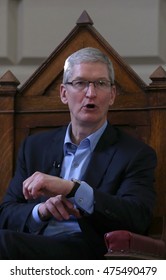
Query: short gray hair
63,47,115,84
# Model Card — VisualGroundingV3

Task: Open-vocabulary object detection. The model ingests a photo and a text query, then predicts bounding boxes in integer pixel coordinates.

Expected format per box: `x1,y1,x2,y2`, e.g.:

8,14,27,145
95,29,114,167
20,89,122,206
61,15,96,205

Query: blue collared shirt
30,121,107,235
61,122,107,181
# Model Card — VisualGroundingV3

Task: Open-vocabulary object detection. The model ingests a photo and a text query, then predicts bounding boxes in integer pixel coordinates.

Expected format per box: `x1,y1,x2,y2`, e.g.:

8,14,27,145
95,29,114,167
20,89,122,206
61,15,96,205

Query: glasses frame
65,79,113,92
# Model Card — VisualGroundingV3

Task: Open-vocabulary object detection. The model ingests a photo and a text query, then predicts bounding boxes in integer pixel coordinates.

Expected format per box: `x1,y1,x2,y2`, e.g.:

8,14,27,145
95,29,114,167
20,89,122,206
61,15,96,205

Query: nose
85,82,97,97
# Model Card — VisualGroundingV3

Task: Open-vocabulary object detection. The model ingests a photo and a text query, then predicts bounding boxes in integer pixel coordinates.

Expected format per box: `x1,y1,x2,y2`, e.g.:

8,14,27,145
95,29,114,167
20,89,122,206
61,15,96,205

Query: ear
109,85,116,106
60,84,68,104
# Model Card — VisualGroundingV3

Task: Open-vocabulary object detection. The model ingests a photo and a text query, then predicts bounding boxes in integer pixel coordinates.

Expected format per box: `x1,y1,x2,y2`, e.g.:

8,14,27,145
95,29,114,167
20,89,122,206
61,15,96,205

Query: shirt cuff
32,203,48,223
74,181,94,214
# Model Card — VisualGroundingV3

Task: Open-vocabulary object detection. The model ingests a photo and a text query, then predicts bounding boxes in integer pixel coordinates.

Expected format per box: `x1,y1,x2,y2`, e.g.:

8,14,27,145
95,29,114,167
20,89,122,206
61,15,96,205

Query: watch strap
66,179,81,198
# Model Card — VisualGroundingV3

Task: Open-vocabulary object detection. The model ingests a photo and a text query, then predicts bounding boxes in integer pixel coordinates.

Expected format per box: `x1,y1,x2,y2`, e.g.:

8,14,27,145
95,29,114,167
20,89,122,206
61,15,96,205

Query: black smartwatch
67,179,81,198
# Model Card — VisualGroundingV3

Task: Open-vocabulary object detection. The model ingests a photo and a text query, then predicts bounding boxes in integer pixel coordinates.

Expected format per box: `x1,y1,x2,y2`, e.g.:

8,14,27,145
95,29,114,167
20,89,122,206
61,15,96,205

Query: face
60,62,116,129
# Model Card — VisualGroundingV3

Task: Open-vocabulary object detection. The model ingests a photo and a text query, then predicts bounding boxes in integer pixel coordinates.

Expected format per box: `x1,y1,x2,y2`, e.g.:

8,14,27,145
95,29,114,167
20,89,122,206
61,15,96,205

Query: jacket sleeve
87,144,157,235
0,138,43,232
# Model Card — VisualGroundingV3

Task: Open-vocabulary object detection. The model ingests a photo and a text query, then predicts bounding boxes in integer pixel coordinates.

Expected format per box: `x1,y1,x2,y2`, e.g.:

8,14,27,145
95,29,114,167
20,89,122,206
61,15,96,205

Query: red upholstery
104,230,166,259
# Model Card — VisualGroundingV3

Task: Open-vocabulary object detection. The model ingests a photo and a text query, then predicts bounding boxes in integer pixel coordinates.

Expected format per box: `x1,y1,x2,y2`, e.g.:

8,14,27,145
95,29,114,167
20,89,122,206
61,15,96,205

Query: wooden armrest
104,229,166,260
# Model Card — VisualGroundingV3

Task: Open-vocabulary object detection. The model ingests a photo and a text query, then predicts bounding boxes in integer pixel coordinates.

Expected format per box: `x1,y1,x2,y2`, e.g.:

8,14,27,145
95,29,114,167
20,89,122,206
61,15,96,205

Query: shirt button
78,198,83,203
73,162,79,167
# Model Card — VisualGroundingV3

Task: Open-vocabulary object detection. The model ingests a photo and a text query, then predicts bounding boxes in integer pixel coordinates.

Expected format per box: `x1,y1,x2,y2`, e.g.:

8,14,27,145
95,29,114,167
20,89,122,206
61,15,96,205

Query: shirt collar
64,121,107,154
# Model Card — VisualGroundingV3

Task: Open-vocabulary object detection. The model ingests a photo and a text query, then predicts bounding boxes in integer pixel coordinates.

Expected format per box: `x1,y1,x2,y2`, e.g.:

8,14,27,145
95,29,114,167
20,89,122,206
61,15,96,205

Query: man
0,47,157,259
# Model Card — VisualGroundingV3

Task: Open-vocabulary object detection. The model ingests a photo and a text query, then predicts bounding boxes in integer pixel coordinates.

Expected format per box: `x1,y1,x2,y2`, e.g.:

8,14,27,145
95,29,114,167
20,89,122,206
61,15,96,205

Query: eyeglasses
65,79,112,92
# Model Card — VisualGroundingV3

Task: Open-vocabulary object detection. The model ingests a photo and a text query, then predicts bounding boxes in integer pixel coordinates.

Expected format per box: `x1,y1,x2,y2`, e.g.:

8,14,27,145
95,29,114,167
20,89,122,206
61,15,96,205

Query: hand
38,195,81,221
23,171,74,199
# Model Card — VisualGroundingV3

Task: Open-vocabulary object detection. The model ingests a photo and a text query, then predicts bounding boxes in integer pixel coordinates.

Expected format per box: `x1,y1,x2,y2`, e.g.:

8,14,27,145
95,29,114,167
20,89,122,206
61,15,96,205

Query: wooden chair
0,11,166,259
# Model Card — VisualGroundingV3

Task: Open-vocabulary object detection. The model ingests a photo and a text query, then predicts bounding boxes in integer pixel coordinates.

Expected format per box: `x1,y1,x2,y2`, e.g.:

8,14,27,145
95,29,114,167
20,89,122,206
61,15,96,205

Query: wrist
66,179,81,198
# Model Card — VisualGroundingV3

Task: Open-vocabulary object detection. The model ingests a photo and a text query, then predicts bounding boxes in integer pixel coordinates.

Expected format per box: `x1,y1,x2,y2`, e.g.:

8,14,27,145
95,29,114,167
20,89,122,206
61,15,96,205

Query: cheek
67,96,81,111
100,95,112,108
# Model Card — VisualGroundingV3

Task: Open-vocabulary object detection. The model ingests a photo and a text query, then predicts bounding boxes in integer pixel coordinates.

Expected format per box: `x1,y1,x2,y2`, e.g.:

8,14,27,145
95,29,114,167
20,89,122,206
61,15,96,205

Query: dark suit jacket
0,123,157,256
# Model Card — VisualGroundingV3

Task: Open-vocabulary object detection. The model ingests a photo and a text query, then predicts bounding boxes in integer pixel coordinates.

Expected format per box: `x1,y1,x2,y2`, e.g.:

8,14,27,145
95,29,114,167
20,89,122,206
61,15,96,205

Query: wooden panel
0,96,15,201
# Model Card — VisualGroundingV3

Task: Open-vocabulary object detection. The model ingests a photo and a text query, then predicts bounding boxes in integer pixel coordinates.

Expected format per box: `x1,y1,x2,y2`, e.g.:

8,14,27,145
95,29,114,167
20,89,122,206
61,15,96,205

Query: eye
97,80,107,87
74,80,87,87
96,80,111,88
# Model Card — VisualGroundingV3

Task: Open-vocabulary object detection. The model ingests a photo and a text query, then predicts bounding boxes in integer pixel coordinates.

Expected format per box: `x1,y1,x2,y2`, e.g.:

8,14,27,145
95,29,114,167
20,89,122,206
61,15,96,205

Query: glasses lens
73,80,88,90
95,80,111,91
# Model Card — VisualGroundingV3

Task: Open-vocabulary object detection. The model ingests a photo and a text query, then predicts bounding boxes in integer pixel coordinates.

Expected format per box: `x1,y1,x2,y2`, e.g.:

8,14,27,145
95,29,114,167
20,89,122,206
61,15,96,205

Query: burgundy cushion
104,230,165,258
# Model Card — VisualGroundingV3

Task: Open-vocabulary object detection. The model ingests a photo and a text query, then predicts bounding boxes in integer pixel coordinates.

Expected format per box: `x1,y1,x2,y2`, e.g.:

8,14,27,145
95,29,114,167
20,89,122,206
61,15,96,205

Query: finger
23,180,33,199
60,196,76,209
58,196,82,218
45,197,70,221
23,172,44,199
64,203,81,218
23,173,37,199
23,181,36,199
61,197,81,218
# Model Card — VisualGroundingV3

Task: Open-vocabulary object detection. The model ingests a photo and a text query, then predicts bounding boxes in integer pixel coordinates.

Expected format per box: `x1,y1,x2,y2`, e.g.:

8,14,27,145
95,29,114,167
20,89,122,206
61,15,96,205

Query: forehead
71,62,109,79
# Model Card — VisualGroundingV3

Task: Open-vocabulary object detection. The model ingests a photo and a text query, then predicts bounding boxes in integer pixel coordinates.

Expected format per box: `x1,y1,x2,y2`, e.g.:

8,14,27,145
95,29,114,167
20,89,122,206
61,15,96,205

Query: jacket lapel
82,124,118,188
42,127,67,176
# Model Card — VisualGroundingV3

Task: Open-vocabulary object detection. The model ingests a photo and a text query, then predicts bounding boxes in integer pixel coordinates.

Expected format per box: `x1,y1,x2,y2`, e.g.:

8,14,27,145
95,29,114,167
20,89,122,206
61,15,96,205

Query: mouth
84,104,96,109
